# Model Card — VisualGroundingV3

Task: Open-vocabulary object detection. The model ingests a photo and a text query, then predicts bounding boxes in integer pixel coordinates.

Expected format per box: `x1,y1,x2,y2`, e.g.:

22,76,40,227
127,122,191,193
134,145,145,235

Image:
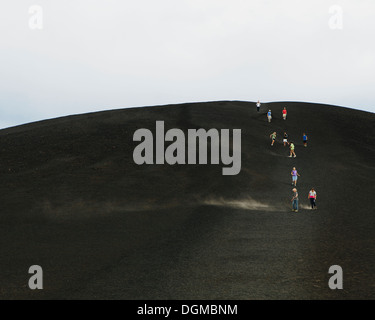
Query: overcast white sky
1,0,374,129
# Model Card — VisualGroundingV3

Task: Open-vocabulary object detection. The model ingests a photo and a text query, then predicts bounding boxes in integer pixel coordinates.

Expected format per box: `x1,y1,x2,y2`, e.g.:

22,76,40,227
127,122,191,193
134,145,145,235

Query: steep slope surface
0,101,374,299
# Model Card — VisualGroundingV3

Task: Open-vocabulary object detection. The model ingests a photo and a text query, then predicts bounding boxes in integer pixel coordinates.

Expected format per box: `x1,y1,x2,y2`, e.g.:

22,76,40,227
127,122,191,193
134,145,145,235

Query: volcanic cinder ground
0,101,374,299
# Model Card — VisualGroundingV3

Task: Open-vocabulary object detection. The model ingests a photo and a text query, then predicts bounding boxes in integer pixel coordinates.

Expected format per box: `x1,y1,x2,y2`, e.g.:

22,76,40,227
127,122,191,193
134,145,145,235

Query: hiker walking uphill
270,132,277,146
308,188,317,209
289,142,296,158
291,167,300,186
267,110,272,123
256,100,261,112
291,188,299,212
282,107,287,120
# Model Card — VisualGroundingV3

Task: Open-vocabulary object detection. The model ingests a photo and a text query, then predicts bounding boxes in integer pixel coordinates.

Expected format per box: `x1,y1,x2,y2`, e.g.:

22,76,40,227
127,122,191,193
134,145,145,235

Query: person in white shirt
256,100,261,112
308,188,317,209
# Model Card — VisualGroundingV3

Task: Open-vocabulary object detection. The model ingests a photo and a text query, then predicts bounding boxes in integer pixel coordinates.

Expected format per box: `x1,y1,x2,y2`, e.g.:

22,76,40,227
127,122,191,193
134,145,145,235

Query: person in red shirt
282,107,287,120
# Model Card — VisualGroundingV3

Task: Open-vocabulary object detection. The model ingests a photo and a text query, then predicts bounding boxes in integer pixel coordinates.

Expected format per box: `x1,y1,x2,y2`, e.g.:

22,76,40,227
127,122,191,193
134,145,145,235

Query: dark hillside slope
0,101,374,299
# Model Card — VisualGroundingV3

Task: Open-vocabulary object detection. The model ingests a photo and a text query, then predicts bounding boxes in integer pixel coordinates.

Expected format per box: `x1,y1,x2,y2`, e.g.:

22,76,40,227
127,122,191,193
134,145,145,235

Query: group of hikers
265,107,287,122
290,168,317,212
257,100,317,213
269,131,303,157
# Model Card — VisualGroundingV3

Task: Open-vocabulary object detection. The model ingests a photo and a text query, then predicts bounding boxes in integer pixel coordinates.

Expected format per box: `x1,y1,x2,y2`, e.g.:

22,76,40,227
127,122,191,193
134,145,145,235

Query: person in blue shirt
267,110,272,123
303,133,308,147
